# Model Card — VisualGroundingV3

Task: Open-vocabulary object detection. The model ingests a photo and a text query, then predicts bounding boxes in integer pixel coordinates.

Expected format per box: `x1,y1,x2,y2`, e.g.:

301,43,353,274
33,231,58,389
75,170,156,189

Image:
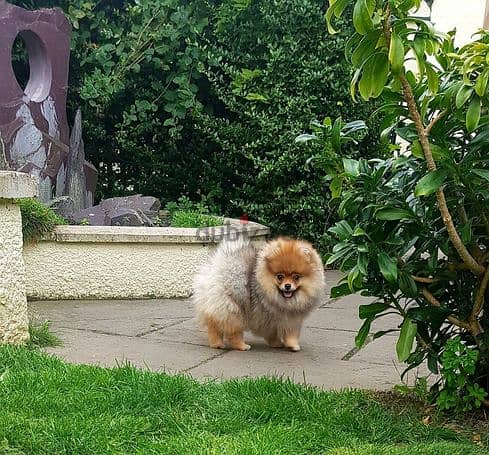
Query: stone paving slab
45,327,221,373
29,298,193,337
29,300,423,387
28,271,427,390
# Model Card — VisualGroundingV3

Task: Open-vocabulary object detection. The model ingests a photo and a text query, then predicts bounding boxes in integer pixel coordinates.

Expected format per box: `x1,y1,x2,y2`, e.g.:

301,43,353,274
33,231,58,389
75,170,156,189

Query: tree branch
412,275,436,283
426,110,447,134
398,75,484,276
469,266,489,334
421,288,471,330
381,0,484,276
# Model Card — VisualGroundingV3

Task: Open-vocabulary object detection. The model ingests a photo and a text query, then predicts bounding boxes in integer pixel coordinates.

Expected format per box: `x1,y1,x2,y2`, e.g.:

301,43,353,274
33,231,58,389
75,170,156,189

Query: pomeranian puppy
193,237,325,351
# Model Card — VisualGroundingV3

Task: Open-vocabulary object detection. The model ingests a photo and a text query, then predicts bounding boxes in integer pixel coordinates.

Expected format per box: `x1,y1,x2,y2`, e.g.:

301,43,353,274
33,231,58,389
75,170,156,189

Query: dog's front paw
229,342,251,351
286,344,301,352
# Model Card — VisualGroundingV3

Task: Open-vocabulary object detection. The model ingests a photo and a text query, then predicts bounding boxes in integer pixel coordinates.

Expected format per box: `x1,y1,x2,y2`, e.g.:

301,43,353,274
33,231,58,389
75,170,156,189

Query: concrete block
0,170,37,199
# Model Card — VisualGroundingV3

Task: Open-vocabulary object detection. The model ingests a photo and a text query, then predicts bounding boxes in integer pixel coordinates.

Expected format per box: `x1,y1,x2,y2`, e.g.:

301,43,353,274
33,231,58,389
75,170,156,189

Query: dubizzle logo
195,213,252,241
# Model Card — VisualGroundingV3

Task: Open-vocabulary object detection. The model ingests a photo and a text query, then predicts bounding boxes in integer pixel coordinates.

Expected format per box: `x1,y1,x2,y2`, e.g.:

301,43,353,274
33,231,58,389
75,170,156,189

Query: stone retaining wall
23,220,269,300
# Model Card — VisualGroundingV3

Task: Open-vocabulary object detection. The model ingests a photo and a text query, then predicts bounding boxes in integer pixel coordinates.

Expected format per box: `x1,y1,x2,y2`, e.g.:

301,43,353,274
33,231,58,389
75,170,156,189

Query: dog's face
274,272,302,299
261,238,317,303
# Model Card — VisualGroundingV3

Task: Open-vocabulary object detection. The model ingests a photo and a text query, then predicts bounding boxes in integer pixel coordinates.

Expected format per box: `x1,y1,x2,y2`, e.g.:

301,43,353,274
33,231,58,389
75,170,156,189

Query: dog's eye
292,274,301,281
276,274,284,281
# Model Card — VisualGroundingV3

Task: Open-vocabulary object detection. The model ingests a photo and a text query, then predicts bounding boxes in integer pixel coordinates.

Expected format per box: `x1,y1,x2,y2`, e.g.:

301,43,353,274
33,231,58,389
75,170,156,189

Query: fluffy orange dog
193,237,325,351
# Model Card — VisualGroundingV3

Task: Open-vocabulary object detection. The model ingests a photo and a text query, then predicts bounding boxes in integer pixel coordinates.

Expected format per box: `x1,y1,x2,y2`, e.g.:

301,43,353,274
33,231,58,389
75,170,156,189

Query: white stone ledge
45,218,269,243
0,171,37,200
24,218,270,300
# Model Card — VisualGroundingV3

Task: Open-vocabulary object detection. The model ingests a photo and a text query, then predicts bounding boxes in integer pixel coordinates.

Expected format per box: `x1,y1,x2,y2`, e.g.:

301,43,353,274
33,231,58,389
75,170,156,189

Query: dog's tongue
282,291,294,298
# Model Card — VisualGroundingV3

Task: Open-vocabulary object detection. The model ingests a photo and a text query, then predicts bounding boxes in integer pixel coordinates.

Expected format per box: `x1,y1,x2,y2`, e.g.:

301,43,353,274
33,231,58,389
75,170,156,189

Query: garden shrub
165,196,224,228
12,0,382,252
193,0,382,250
325,0,489,410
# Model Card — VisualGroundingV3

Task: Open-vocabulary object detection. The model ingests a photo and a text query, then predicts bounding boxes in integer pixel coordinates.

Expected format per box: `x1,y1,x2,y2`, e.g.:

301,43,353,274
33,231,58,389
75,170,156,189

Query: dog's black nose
284,283,291,291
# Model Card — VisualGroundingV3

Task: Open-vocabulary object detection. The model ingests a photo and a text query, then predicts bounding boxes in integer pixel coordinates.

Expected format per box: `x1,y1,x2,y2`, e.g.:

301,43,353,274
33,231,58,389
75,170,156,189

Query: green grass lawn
0,347,487,454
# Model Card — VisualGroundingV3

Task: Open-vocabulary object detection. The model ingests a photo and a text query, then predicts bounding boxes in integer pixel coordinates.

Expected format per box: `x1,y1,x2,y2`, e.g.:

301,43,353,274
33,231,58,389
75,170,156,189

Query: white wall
430,0,487,46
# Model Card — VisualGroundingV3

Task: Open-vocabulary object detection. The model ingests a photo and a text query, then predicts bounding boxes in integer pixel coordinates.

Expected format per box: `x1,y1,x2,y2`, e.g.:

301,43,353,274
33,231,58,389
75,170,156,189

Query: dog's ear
265,246,280,264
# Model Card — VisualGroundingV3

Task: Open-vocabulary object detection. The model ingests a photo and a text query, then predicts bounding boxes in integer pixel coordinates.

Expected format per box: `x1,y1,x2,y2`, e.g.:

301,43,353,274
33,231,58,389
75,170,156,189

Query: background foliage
11,0,381,250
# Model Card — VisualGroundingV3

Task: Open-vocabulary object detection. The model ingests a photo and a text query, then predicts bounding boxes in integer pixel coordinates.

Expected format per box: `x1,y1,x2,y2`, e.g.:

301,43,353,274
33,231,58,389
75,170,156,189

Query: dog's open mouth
281,290,295,299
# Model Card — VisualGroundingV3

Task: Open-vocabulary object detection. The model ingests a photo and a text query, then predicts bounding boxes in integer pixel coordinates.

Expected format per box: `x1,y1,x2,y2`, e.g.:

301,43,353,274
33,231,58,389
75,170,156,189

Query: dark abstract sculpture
0,0,96,203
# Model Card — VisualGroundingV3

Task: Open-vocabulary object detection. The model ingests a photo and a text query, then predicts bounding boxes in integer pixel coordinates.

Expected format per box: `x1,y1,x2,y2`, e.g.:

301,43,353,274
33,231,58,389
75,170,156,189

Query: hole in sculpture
11,31,52,102
12,34,29,91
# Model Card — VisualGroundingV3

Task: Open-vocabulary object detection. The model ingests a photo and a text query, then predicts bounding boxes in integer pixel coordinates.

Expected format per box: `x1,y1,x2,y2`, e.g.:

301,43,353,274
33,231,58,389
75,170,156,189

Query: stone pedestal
0,171,37,343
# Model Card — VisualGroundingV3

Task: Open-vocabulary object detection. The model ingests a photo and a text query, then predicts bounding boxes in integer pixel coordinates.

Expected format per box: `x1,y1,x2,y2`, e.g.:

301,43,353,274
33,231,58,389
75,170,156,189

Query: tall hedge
11,0,381,250
193,0,381,250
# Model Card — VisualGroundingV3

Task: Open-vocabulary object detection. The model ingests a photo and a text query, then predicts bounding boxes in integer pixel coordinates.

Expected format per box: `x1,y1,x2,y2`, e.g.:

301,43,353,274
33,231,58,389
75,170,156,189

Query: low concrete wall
23,219,269,300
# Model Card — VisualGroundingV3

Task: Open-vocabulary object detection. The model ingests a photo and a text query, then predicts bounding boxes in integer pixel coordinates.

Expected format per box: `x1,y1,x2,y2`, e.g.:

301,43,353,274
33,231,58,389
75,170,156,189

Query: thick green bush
12,0,381,252
193,0,382,250
326,0,489,411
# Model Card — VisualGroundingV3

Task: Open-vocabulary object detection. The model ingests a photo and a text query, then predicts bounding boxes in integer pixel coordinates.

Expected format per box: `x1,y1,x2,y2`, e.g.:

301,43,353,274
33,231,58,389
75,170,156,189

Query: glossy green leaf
466,96,481,132
350,68,362,101
351,31,381,67
333,0,350,18
475,69,489,97
352,0,373,35
359,302,390,319
375,207,414,220
329,220,353,240
353,227,367,236
472,169,489,181
358,53,389,100
414,169,447,197
398,273,418,298
396,318,417,362
389,32,404,74
411,141,449,161
331,117,342,153
325,2,338,34
325,248,351,266
455,85,473,108
427,353,439,374
357,252,368,275
407,306,452,325
325,0,350,34
460,221,472,244
348,265,361,291
355,317,372,348
330,283,352,298
343,158,360,177
425,64,439,94
329,176,343,199
411,140,423,159
377,252,397,282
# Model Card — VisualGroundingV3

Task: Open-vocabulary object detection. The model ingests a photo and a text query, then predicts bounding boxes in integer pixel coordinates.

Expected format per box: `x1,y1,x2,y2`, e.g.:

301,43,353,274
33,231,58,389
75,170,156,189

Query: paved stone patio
28,271,425,390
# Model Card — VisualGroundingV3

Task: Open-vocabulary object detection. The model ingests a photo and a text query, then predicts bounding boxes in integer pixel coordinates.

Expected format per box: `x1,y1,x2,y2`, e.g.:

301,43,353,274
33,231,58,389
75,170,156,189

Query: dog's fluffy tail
214,235,252,257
